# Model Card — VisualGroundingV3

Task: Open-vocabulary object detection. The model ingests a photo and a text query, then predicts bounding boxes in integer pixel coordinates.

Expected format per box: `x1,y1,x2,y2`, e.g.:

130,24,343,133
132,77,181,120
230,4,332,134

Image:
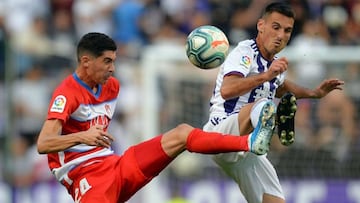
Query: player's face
88,51,116,85
257,12,294,59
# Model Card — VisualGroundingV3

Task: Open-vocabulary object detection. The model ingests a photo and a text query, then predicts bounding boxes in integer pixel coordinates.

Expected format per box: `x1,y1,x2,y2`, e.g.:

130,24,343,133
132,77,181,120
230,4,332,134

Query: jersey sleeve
222,43,254,77
47,85,78,124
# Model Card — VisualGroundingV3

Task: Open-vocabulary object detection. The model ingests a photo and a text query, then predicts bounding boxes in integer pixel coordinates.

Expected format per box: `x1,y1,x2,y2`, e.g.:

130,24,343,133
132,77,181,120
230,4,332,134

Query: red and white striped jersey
46,73,119,182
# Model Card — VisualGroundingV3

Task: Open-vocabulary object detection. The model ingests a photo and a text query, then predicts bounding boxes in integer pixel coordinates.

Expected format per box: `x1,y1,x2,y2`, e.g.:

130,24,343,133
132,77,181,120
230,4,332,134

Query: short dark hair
262,2,295,19
77,32,117,62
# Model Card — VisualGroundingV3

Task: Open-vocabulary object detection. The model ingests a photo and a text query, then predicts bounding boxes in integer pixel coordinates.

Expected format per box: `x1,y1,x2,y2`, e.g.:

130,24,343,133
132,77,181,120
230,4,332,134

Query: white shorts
203,113,284,203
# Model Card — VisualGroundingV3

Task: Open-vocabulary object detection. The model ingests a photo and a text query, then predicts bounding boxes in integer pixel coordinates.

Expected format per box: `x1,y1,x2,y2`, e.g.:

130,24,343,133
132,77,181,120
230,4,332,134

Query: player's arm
276,78,345,99
37,119,114,154
221,57,288,100
221,73,272,100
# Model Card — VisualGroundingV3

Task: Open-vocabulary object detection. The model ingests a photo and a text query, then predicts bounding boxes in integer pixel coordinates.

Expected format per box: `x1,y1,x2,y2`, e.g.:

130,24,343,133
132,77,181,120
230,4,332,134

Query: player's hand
82,125,114,148
313,78,345,98
267,57,288,79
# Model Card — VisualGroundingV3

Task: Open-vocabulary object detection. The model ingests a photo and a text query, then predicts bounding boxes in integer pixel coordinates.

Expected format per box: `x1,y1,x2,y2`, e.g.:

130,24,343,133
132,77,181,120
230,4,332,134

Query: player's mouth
274,41,282,47
103,74,112,83
105,73,113,79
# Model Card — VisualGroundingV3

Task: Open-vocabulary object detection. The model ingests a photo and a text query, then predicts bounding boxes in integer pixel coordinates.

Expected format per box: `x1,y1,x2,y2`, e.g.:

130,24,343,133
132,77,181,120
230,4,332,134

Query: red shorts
64,135,173,203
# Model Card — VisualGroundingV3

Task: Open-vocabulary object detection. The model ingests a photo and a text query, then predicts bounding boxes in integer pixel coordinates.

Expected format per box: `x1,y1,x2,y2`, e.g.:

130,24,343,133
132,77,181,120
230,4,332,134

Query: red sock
186,128,249,154
134,135,174,178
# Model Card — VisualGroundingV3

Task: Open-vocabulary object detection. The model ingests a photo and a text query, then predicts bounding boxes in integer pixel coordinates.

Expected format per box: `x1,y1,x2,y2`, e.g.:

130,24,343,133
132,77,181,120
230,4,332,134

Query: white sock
250,98,270,128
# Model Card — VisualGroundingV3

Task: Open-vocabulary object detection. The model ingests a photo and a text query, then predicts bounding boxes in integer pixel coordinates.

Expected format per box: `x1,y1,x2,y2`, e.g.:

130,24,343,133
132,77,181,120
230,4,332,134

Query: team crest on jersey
241,55,251,68
50,95,66,113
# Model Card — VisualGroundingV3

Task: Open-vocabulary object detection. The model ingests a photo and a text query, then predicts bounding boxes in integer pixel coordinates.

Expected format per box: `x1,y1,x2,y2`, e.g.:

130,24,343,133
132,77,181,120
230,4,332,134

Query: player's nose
109,63,115,72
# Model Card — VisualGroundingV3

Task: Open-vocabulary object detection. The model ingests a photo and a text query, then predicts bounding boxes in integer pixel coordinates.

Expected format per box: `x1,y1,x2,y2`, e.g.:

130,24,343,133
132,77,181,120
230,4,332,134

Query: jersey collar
72,73,102,98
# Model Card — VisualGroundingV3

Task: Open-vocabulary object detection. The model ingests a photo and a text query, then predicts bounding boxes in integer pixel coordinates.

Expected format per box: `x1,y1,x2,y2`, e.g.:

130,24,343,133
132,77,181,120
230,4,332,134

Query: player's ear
80,55,91,67
257,19,265,33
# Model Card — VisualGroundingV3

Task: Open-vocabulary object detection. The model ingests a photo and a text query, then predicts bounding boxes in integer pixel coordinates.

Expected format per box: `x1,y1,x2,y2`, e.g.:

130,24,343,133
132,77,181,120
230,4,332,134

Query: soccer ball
185,25,229,69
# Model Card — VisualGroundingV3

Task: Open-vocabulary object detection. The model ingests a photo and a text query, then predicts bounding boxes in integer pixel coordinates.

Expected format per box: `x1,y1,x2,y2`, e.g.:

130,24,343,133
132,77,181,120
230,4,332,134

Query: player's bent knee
161,123,195,156
173,123,194,141
162,123,194,145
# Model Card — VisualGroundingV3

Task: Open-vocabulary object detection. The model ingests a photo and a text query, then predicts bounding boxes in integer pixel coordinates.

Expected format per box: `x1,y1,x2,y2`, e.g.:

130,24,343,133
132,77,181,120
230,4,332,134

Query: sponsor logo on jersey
90,115,110,131
50,95,66,113
241,55,251,68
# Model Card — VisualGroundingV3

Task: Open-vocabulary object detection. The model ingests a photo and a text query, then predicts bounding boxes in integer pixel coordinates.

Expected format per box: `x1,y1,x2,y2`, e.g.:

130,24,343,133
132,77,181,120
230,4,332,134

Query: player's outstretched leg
248,100,276,155
276,92,297,146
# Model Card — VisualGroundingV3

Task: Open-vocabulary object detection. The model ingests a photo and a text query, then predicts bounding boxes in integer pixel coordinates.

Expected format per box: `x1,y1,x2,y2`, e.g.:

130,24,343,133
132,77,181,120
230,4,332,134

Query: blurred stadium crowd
0,0,360,193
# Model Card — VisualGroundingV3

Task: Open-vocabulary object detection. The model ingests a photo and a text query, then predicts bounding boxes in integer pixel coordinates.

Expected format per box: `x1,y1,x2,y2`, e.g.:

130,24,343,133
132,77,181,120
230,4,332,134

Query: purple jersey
208,39,285,117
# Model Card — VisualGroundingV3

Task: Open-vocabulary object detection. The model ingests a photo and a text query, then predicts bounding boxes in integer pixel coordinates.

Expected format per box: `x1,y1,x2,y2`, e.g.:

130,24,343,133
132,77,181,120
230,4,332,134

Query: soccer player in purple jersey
203,2,344,203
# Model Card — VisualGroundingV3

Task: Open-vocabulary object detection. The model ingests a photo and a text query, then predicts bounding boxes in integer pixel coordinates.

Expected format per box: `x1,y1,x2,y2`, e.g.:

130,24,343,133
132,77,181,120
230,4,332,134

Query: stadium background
0,0,360,202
